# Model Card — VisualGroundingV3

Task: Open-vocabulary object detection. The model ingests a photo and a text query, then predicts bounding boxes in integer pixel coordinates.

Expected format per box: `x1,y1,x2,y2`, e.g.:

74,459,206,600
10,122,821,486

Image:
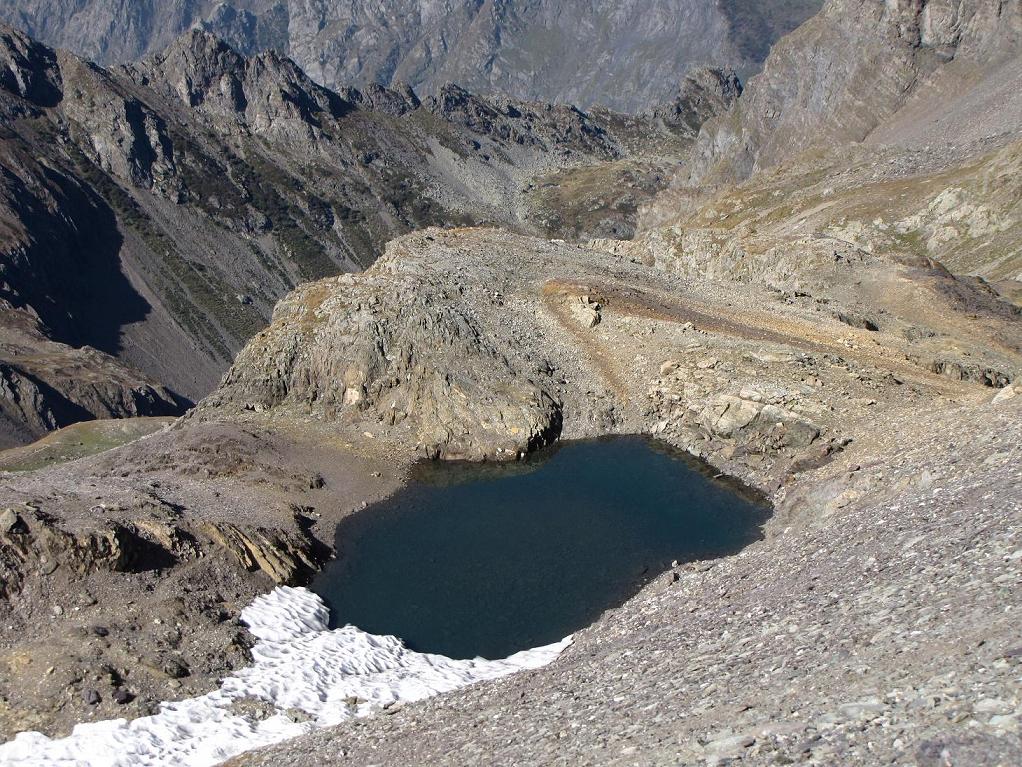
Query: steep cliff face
684,0,1022,186
0,0,823,112
637,0,1022,291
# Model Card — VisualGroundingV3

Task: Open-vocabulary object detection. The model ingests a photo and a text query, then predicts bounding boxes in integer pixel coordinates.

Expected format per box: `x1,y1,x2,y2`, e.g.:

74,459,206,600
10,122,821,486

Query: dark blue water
311,436,768,659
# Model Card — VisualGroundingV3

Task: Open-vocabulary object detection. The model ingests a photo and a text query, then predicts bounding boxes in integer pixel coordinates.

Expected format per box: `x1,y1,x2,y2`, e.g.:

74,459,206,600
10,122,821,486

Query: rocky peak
148,28,247,109
338,82,421,117
426,83,618,158
0,23,62,108
136,28,348,136
645,67,743,134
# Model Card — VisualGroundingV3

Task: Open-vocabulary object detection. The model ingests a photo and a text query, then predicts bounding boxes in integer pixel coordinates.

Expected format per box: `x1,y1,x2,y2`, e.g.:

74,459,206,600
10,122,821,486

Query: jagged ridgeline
0,23,740,448
0,0,822,111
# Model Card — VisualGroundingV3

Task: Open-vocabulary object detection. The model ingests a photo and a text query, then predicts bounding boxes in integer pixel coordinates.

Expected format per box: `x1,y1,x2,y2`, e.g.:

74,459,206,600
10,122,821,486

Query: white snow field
0,587,571,767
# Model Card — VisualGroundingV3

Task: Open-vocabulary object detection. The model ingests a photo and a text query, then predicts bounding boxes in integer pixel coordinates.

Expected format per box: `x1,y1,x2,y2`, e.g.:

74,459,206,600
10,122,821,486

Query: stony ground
0,422,403,738
233,401,1022,767
205,226,1020,767
2,221,1020,757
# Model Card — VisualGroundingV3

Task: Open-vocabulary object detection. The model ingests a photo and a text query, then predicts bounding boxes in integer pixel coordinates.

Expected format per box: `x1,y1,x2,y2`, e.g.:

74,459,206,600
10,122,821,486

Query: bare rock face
202,232,563,460
0,24,61,107
644,67,743,135
59,52,179,193
685,0,1022,186
134,29,349,142
0,1,824,113
425,83,619,159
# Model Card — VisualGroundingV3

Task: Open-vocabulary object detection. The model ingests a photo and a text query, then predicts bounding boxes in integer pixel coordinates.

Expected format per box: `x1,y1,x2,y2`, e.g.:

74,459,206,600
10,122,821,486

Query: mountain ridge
0,0,822,112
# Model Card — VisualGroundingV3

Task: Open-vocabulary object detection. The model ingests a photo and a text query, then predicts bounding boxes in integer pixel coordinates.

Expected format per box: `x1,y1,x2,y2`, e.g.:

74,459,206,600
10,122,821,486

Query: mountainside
681,0,1022,185
642,0,1022,288
0,0,822,112
0,24,732,447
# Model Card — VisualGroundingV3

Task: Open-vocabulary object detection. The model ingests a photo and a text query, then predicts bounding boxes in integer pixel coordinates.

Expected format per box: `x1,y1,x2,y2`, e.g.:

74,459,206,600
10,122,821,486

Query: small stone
989,714,1019,731
992,383,1017,404
51,605,63,616
82,689,101,706
162,658,190,679
92,626,110,637
112,689,134,705
572,300,601,328
838,700,886,719
705,734,755,756
974,698,1011,714
660,360,681,376
0,508,21,534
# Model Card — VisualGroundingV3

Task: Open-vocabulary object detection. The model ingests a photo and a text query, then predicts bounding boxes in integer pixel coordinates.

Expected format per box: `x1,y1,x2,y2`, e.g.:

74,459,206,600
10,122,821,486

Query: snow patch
0,587,570,767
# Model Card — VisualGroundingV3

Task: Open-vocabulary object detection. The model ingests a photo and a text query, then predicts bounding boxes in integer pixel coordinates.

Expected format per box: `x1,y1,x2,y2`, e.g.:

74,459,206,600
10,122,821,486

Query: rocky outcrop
644,67,743,135
58,51,179,193
0,0,824,113
203,232,565,461
0,505,182,600
203,223,1020,477
133,29,350,142
0,24,61,107
0,498,323,604
197,521,321,584
425,84,618,159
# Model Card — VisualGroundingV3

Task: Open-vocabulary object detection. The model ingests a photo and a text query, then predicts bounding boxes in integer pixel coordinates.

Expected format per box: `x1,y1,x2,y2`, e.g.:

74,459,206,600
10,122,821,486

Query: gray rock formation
684,0,1022,186
644,66,743,134
0,0,823,112
202,232,567,461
